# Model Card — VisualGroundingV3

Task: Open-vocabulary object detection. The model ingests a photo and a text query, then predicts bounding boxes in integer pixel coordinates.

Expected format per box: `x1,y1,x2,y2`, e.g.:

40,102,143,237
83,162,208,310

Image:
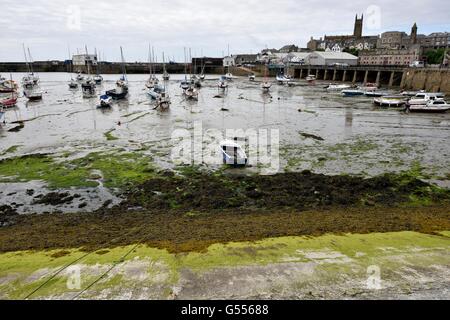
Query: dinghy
0,96,18,108
82,79,96,98
341,89,364,97
326,84,351,91
220,140,248,166
155,92,171,110
248,74,255,81
99,94,113,107
373,95,406,107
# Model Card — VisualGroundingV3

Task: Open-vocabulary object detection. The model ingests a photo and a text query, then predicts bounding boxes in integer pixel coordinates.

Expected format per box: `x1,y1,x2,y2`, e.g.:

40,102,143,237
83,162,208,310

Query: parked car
330,62,349,67
409,61,424,68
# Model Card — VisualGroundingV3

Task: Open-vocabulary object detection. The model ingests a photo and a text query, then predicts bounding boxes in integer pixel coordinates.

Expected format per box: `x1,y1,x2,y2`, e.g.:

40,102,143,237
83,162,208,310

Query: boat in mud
220,140,248,166
373,95,406,107
306,75,316,84
145,45,159,89
365,91,388,97
148,84,165,100
76,72,84,82
0,95,18,108
218,76,228,89
359,82,378,91
248,74,256,81
162,52,170,81
68,79,78,89
106,47,129,100
407,92,446,106
407,99,450,113
93,74,103,85
341,89,364,97
325,84,352,91
0,79,18,93
99,94,113,107
24,88,43,101
261,81,272,93
183,86,199,100
276,73,289,84
155,92,171,110
81,79,96,98
224,72,233,81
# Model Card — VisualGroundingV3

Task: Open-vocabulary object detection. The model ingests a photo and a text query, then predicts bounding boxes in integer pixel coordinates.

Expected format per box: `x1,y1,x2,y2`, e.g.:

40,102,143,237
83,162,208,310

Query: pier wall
401,69,450,94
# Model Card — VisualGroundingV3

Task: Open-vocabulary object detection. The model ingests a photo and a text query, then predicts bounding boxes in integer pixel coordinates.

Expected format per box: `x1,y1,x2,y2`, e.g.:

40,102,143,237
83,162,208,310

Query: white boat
248,74,255,81
24,87,43,101
326,84,352,91
365,91,388,97
76,72,85,81
183,86,198,100
155,92,171,110
373,95,406,107
82,78,96,98
341,89,364,97
306,75,316,83
407,92,445,106
359,83,378,91
408,99,450,113
68,79,78,89
220,140,248,166
99,94,113,107
261,81,272,93
146,45,159,88
225,72,233,81
93,74,103,84
148,84,165,100
218,76,228,89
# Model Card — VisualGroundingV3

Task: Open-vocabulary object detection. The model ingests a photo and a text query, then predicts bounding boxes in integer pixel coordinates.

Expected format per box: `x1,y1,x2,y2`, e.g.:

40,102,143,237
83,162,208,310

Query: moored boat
341,89,364,97
365,91,388,97
407,99,450,113
0,95,18,108
106,47,129,100
220,140,248,166
373,95,406,107
248,74,255,81
99,94,113,107
306,74,316,84
81,78,96,98
326,84,352,91
218,76,228,89
155,92,171,110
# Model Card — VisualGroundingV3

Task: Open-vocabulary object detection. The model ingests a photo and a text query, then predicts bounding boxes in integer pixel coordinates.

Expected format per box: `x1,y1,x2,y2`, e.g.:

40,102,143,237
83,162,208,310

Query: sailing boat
145,45,159,89
155,70,171,110
81,46,96,98
22,45,43,101
261,62,271,93
106,47,129,100
189,49,201,88
182,48,198,100
162,52,170,81
199,58,206,81
180,48,190,91
93,48,103,84
0,74,18,108
67,46,78,89
224,44,233,81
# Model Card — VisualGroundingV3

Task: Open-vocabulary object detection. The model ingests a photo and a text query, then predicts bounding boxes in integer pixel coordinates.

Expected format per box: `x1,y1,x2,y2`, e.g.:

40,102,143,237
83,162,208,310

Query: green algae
1,231,448,299
0,151,156,189
104,129,119,141
0,145,21,155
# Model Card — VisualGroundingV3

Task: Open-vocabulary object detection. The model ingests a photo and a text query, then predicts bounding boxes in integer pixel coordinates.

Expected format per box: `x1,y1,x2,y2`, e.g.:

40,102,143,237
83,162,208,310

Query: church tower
353,14,363,39
411,22,418,44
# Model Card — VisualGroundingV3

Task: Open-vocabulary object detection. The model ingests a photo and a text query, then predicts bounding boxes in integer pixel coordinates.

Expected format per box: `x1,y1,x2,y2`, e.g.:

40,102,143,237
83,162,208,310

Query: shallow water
0,72,449,212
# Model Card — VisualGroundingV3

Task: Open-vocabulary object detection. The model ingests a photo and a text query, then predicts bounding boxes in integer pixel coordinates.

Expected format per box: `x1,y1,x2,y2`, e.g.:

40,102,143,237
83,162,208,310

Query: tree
344,48,360,56
424,48,445,65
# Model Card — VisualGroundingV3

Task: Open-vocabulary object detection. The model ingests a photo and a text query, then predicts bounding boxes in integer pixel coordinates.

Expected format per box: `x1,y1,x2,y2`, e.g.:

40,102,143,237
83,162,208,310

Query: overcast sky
0,0,449,62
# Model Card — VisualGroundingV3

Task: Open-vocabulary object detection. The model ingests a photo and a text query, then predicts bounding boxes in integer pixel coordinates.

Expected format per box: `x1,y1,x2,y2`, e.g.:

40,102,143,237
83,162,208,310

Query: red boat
0,96,18,108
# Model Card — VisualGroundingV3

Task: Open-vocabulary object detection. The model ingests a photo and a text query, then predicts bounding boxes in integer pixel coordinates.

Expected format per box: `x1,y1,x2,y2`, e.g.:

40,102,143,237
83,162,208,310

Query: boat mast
85,45,91,77
162,52,166,74
120,46,127,82
183,47,187,81
23,44,30,74
27,47,35,75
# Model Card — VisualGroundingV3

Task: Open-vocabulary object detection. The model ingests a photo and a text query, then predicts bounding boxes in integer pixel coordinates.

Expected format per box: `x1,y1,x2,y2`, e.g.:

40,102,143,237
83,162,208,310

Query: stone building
307,14,378,52
420,32,450,48
233,54,258,65
359,45,421,66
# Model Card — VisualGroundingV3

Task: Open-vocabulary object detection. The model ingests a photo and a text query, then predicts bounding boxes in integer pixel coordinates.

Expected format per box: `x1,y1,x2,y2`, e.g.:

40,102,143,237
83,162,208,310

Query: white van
409,61,424,68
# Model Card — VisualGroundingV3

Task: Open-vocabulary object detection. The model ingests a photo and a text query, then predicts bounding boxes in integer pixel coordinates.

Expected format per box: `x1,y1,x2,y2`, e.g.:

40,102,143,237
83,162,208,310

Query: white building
72,54,98,66
305,51,358,66
223,56,235,67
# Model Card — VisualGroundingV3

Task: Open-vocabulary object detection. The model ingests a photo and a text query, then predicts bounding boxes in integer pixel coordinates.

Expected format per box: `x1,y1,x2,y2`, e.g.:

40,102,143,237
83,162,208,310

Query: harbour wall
0,62,223,75
401,69,450,93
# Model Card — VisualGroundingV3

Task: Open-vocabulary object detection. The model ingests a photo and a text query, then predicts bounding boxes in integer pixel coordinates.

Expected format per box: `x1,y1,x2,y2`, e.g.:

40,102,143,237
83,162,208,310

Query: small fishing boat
261,81,272,93
99,94,113,107
218,76,228,89
0,96,18,108
225,73,233,81
106,48,129,100
200,74,205,81
81,79,96,98
365,91,388,97
93,74,103,84
76,72,84,81
373,95,406,107
407,92,445,106
0,79,18,93
326,84,352,91
68,79,78,89
184,86,199,100
163,72,170,81
359,82,378,91
306,75,316,84
248,74,255,81
24,88,43,101
341,89,364,97
407,99,450,113
148,84,165,100
220,140,248,166
155,92,171,110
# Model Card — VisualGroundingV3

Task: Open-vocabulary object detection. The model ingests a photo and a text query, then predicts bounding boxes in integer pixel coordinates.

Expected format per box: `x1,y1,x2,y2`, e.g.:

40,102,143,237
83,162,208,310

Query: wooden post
342,70,347,82
352,70,357,84
299,68,303,79
332,69,337,81
324,69,328,81
315,69,319,78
